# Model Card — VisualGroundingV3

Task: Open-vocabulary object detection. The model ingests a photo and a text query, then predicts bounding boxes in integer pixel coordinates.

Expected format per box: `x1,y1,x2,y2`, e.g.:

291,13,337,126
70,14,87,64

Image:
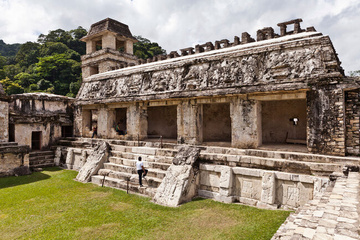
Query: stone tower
80,18,138,78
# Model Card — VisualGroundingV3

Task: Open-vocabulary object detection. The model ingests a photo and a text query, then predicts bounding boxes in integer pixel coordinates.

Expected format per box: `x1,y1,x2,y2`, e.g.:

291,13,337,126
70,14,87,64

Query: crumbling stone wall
0,100,9,142
345,89,360,155
307,83,345,155
9,93,74,149
0,146,30,177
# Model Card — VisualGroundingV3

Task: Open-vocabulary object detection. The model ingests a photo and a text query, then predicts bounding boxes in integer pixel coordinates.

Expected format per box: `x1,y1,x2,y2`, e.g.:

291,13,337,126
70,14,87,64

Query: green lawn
0,168,290,240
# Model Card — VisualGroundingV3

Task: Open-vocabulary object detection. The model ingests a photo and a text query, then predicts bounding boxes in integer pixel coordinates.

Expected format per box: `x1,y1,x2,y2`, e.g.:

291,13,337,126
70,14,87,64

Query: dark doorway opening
147,106,177,139
31,131,42,150
261,99,307,144
115,108,127,135
9,124,15,142
62,126,73,138
203,103,231,142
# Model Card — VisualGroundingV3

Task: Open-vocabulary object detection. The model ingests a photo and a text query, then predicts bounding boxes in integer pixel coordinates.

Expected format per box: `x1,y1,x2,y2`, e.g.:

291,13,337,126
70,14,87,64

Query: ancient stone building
75,18,360,157
9,93,74,150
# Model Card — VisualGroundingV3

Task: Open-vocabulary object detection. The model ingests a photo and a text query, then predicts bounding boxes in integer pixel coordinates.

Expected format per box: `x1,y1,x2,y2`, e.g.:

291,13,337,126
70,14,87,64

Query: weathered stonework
198,164,329,209
74,18,359,156
153,146,201,207
345,87,360,156
9,93,74,150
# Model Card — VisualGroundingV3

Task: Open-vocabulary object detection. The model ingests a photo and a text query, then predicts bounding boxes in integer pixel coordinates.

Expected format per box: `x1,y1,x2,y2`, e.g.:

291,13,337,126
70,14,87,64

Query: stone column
177,100,202,145
102,33,116,49
97,105,116,138
125,40,133,54
218,166,234,203
127,103,148,140
231,97,261,148
260,172,276,206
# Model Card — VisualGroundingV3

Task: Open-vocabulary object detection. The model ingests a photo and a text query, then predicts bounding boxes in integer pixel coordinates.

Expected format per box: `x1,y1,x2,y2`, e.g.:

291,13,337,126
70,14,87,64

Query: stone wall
198,164,329,209
307,84,345,155
9,93,74,149
345,89,360,155
0,100,9,142
0,146,30,177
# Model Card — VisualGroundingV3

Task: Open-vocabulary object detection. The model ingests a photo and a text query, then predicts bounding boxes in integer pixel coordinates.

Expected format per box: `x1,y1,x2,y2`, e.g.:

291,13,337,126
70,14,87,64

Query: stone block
261,171,275,204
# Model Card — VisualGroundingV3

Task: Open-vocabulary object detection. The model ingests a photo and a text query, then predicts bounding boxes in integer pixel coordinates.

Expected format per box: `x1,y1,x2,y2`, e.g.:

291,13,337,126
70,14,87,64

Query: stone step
110,152,173,164
245,149,360,165
200,153,343,175
29,150,54,157
108,157,171,170
0,142,18,147
29,154,54,162
91,175,158,197
104,163,136,174
30,158,54,165
57,139,91,148
99,169,165,187
202,146,246,155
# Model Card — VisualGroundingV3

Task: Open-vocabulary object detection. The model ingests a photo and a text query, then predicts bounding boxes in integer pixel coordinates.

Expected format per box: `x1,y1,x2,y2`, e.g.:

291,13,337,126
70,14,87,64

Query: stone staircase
29,151,55,169
91,144,177,197
56,137,360,197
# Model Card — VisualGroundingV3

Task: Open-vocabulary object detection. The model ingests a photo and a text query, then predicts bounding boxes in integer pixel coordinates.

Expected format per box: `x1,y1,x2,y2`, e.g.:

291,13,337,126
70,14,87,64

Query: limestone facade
75,18,360,157
9,93,74,150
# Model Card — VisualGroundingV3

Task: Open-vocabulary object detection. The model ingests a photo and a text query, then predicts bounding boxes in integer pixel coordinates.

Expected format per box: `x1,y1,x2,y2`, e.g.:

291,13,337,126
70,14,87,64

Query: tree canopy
133,36,166,59
0,29,166,97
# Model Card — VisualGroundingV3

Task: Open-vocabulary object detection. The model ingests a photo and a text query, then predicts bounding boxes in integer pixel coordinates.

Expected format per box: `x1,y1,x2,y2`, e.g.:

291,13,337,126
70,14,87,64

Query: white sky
0,0,359,74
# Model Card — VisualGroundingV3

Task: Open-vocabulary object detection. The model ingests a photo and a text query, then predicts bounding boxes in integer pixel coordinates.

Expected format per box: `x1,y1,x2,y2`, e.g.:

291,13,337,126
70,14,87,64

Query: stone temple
1,18,360,239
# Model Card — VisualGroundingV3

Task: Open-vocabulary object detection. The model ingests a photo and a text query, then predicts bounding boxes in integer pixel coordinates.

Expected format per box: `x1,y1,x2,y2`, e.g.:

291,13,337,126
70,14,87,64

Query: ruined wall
0,146,29,177
231,98,261,148
9,93,74,148
199,164,329,209
0,100,9,142
307,84,345,156
14,123,62,149
345,89,360,155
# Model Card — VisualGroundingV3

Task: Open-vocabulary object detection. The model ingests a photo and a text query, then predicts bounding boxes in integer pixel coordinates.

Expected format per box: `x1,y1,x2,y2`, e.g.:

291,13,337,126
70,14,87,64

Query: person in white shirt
136,156,148,187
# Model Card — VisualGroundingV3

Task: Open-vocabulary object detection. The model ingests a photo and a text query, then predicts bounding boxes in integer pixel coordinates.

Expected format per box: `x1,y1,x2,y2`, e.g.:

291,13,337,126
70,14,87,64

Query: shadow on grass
0,170,53,190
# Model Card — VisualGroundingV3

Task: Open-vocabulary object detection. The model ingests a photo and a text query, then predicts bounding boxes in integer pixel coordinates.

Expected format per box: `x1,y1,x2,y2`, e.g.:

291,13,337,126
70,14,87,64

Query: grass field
0,168,290,240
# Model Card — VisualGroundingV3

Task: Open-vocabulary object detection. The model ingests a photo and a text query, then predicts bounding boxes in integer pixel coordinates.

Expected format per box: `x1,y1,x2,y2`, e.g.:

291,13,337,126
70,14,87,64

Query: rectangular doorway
147,106,177,139
261,99,307,144
203,103,231,142
31,131,42,150
115,108,127,135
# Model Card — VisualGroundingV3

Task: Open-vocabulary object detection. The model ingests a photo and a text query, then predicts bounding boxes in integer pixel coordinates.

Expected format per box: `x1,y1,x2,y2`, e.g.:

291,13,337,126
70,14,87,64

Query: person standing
136,156,148,187
92,126,97,138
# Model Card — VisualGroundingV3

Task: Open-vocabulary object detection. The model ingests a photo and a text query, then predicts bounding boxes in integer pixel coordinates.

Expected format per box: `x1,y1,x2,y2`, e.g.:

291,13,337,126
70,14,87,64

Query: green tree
15,42,40,68
35,53,81,95
14,72,37,88
133,36,167,60
0,77,24,95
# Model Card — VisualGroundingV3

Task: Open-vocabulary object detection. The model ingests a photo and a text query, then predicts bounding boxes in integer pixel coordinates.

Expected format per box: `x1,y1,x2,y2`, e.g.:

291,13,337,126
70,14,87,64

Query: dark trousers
137,169,148,185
